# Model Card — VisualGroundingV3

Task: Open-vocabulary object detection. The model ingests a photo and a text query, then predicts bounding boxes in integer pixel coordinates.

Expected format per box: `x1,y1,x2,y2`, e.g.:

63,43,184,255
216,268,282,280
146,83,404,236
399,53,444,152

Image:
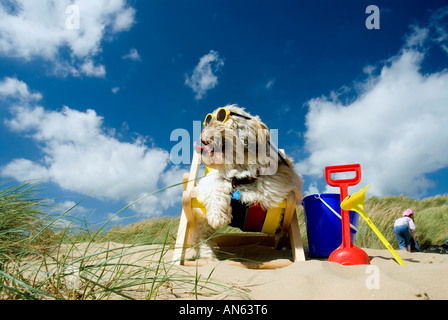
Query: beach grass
97,217,180,245
0,181,246,300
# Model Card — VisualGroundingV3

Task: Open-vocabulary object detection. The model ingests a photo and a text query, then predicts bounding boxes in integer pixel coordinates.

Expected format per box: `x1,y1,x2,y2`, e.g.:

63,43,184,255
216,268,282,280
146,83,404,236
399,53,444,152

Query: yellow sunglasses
203,107,251,126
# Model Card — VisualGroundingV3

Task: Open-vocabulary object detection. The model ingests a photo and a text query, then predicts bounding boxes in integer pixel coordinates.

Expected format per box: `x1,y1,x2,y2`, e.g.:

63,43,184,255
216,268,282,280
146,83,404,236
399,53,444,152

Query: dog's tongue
193,141,202,153
194,141,212,153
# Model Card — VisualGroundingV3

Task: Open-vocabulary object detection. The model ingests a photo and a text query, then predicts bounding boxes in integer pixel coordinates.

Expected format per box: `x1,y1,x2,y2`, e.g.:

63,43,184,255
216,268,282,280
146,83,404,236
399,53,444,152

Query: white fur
192,105,303,260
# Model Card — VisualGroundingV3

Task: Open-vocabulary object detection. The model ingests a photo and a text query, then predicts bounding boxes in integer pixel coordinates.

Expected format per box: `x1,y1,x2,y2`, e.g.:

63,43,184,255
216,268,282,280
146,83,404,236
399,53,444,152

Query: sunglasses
203,107,251,127
202,107,291,168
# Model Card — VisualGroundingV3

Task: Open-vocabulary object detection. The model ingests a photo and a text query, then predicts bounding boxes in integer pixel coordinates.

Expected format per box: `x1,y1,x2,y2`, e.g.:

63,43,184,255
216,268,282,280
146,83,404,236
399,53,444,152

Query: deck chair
172,150,306,269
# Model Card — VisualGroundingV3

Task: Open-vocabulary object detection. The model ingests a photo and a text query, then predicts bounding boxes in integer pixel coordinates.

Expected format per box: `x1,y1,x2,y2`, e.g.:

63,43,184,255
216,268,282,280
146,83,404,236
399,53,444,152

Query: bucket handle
314,194,358,233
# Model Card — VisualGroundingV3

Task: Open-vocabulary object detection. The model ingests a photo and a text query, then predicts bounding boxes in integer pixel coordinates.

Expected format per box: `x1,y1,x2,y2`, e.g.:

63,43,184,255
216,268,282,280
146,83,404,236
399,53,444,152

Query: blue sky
0,0,448,226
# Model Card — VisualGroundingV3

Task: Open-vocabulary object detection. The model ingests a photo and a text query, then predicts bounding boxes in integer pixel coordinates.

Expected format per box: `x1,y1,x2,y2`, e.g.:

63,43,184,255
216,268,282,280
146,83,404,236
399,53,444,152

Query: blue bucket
302,193,359,258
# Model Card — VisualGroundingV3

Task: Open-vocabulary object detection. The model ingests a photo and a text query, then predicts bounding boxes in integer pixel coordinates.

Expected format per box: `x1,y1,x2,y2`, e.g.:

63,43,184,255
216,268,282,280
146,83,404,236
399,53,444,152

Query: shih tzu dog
191,104,303,259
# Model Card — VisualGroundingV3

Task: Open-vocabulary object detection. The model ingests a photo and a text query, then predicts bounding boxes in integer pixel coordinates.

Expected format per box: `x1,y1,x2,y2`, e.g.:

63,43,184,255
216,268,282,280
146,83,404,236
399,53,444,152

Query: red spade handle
325,164,361,248
325,164,361,201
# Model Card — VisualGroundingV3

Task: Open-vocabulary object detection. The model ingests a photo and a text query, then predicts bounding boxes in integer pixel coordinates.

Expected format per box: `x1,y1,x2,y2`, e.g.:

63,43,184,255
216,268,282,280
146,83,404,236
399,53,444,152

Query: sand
174,247,448,300
53,242,448,300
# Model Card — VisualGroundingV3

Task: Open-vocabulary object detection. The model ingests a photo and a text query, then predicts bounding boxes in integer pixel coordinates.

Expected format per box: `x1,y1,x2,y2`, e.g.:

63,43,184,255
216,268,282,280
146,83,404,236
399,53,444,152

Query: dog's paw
204,201,232,229
196,243,217,261
207,212,231,229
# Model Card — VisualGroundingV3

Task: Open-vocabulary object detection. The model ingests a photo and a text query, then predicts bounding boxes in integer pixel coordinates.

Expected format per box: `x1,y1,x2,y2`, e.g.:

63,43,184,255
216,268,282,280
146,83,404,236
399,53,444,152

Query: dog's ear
236,117,270,160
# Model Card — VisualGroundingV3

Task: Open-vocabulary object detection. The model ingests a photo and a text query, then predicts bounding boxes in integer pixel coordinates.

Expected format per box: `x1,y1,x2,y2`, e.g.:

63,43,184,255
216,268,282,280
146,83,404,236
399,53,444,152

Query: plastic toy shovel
325,164,370,265
341,185,406,266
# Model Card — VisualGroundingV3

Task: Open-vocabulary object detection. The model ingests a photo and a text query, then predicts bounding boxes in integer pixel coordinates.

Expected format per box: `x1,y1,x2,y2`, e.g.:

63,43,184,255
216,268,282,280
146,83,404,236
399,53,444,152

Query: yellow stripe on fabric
205,166,214,176
276,199,287,208
261,207,284,235
191,195,288,229
191,197,204,208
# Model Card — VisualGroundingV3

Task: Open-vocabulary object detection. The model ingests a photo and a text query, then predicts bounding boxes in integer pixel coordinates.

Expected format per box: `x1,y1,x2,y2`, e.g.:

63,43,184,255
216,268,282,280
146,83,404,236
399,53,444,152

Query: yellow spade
341,185,406,266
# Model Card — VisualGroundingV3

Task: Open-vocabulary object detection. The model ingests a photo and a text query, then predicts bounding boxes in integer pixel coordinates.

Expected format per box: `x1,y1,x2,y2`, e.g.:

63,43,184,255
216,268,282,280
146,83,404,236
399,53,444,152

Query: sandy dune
55,242,448,300
174,247,448,300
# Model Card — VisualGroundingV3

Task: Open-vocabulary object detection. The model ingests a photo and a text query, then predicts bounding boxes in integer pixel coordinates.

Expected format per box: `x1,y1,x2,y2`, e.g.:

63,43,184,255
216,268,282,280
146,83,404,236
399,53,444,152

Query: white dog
192,104,303,259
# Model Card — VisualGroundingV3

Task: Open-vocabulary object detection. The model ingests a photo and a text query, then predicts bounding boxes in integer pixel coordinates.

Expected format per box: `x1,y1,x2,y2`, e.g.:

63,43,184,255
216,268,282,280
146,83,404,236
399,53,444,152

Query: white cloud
110,4,136,33
265,78,276,89
405,25,429,48
276,104,290,116
185,50,224,100
111,87,120,94
0,77,42,101
1,158,49,182
0,78,185,218
80,59,106,77
430,6,448,54
0,0,136,77
3,105,169,200
297,22,448,198
122,47,141,61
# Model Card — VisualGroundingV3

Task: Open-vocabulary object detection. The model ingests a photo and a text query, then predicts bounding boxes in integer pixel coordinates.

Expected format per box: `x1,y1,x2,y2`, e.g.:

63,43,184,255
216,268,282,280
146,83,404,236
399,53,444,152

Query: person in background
394,209,416,252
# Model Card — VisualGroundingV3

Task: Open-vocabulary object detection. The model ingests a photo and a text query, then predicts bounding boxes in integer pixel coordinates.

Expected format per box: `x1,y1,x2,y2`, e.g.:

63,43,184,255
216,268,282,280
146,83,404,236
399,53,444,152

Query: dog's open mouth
194,140,225,157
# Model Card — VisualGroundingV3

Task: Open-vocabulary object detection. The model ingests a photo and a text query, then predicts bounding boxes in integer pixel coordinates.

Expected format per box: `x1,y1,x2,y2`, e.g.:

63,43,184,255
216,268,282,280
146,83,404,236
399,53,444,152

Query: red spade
325,164,370,265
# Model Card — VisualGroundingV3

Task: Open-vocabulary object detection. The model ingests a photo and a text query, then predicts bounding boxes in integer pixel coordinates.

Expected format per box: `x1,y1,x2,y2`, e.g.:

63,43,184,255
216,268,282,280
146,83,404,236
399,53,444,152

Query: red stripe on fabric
243,204,267,232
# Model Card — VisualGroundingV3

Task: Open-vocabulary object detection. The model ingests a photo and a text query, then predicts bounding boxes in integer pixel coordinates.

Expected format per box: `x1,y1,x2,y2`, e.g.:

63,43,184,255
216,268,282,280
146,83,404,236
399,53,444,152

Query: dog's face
194,105,271,170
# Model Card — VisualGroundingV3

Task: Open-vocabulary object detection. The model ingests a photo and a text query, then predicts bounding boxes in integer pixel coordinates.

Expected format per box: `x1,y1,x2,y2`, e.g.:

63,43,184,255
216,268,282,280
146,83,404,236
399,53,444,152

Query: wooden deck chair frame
172,150,306,269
